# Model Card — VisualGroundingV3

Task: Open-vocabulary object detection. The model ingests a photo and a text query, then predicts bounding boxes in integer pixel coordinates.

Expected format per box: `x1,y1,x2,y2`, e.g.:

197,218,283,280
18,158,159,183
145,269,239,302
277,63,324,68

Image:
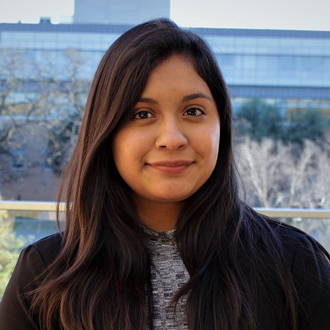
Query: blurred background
0,0,330,297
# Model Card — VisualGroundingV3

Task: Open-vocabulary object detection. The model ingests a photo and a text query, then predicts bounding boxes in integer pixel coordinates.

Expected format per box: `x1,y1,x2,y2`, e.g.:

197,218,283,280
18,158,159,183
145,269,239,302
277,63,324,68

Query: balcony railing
1,201,330,251
1,200,330,219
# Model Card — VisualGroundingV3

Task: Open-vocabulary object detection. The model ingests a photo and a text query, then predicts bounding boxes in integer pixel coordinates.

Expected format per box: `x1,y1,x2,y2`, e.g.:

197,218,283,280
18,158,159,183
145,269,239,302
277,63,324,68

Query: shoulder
267,220,329,261
5,231,63,292
261,219,330,271
13,232,64,276
248,213,330,293
30,231,63,267
266,220,330,329
10,231,63,285
248,217,330,329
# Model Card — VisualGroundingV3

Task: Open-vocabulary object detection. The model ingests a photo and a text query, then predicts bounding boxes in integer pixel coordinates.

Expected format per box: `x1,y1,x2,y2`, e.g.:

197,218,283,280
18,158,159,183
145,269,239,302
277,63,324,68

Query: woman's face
113,55,220,207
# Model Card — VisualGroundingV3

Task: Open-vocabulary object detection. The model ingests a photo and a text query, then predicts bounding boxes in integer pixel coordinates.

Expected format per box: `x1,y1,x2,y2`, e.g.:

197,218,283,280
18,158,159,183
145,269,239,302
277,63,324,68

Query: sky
1,0,330,31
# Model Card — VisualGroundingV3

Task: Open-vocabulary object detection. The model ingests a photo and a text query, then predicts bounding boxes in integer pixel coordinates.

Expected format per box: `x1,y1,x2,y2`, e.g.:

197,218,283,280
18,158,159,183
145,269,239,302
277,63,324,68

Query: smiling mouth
147,160,194,174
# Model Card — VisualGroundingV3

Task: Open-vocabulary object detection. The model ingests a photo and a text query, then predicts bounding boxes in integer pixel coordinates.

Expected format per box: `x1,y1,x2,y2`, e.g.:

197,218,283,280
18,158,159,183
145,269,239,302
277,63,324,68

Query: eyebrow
137,93,212,104
138,97,158,104
182,93,212,102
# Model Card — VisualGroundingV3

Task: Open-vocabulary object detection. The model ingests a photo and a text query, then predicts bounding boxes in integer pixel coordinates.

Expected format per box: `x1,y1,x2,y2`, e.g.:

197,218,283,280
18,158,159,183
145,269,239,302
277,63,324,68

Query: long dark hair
32,19,307,330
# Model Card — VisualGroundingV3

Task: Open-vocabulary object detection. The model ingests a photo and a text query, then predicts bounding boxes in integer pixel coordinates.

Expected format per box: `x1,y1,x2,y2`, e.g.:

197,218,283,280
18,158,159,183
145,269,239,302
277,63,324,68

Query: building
1,21,329,111
74,0,170,25
0,21,330,200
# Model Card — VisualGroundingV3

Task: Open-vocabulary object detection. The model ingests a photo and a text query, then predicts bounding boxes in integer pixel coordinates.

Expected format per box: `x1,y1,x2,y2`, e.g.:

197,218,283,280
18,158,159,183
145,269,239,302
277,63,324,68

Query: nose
155,119,188,150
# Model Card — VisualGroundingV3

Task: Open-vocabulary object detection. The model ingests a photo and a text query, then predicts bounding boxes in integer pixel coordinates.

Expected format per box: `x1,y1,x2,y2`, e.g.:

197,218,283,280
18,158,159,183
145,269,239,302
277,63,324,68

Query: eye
133,110,154,120
183,108,205,117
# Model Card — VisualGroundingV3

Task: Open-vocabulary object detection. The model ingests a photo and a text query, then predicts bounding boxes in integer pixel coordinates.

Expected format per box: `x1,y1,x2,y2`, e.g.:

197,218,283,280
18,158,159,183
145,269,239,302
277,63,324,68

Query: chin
153,193,194,203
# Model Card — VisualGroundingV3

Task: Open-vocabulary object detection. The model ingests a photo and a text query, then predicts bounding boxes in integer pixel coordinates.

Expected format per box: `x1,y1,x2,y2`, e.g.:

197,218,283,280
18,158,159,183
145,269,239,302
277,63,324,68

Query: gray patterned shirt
143,227,189,330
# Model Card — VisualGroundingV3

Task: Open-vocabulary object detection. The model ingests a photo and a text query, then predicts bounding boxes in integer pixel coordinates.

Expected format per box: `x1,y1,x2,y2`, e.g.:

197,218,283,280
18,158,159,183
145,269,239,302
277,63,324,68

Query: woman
1,19,330,330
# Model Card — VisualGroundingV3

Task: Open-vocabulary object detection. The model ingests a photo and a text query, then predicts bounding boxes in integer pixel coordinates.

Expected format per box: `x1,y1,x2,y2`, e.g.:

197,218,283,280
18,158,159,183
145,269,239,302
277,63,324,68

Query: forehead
141,55,212,98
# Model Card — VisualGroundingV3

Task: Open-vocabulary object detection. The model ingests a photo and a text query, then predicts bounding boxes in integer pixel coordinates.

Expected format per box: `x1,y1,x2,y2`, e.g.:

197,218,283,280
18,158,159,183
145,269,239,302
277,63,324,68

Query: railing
0,201,66,212
1,201,330,219
1,200,329,250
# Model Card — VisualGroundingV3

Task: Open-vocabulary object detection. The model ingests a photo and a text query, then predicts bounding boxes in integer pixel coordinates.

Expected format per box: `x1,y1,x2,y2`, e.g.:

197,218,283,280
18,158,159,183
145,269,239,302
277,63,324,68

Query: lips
147,160,194,174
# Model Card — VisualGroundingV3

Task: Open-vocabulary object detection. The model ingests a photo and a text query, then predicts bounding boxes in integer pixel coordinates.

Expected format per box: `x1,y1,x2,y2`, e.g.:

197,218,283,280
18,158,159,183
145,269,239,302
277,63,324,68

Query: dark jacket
1,223,330,329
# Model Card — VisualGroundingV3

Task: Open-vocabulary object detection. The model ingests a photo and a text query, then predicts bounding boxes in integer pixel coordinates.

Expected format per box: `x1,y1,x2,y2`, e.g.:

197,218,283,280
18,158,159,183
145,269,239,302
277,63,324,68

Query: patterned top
143,227,190,330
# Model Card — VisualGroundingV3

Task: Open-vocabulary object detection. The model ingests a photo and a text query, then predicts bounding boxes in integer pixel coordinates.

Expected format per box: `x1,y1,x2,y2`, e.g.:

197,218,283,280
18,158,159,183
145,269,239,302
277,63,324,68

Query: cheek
202,125,220,163
113,132,130,173
113,130,150,173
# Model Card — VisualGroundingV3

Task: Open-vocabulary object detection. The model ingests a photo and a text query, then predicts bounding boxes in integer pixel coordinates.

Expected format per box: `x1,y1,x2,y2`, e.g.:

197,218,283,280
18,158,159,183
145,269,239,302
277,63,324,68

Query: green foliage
0,202,31,300
235,99,330,146
235,99,284,142
0,220,26,299
282,109,329,146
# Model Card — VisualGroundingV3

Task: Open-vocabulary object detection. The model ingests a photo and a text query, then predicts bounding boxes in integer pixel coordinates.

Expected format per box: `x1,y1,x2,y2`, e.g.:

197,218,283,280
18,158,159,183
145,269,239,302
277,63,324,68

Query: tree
235,138,290,207
236,137,330,209
282,108,329,146
234,98,330,147
0,196,28,299
38,49,90,173
235,136,330,249
235,99,284,143
0,48,90,176
0,48,51,150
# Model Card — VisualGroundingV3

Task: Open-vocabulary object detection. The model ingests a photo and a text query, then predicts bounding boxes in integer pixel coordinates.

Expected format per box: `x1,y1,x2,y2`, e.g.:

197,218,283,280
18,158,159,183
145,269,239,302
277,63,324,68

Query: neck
135,198,183,232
